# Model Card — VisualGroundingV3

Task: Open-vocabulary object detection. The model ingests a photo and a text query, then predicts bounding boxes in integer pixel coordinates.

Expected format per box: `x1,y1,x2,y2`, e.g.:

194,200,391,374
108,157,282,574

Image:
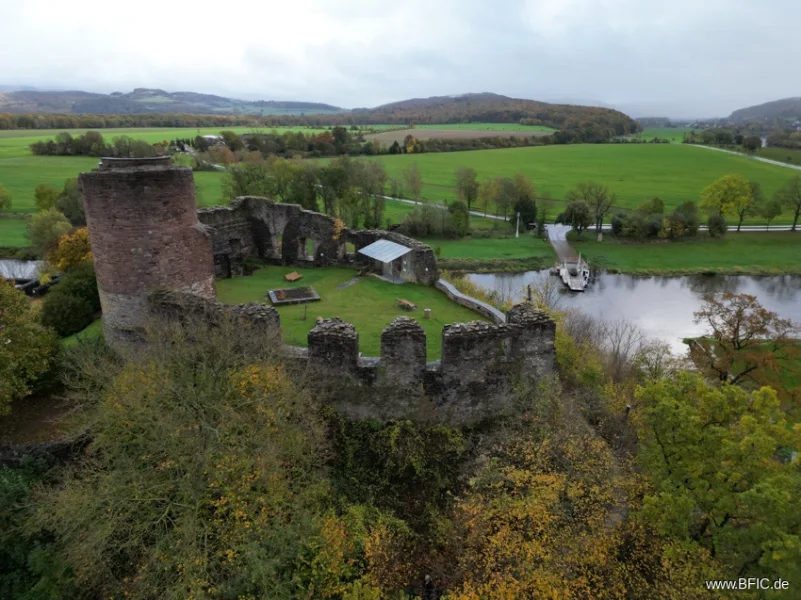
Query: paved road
689,143,801,173
546,224,577,261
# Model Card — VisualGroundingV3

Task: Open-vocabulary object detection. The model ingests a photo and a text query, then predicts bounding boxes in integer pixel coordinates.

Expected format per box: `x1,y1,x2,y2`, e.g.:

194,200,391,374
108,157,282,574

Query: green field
427,233,553,260
368,144,799,224
568,231,801,275
634,127,691,142
0,156,99,213
413,123,556,132
216,265,488,358
0,217,29,247
754,147,801,165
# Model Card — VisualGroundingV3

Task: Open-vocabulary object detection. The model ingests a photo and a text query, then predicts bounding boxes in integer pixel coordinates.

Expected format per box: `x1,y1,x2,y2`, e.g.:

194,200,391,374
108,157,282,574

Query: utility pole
515,211,520,238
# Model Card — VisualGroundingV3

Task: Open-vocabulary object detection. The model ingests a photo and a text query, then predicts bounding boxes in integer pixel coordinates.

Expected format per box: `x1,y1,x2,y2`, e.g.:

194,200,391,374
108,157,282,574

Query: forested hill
728,97,801,123
0,88,345,116
352,92,640,134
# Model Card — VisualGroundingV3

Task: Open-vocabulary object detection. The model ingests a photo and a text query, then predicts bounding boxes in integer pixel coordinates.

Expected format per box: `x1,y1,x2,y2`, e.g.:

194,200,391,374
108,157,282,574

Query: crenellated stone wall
146,291,556,425
198,197,439,285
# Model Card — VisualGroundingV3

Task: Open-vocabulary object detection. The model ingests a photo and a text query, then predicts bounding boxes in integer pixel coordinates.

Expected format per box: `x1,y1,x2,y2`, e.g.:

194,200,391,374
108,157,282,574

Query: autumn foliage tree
0,280,58,413
700,173,752,220
48,227,92,271
638,373,801,583
565,181,616,233
689,292,798,385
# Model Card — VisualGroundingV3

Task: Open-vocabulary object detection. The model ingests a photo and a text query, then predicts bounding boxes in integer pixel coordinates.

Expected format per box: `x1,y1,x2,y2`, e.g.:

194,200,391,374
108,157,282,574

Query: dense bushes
707,214,728,237
610,199,702,240
398,204,463,238
40,262,100,337
0,281,58,413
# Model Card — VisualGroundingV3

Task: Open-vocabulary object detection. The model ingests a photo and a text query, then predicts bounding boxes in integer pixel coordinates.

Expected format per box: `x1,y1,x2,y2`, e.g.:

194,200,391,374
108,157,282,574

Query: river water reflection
467,271,801,352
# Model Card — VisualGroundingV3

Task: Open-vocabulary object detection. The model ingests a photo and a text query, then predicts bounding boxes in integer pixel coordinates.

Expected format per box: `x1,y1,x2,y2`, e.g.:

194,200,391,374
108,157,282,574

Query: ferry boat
558,253,591,292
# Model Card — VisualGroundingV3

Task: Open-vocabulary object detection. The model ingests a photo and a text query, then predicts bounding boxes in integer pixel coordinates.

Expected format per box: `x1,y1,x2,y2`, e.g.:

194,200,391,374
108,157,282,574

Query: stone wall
198,197,439,285
435,279,506,323
304,303,556,425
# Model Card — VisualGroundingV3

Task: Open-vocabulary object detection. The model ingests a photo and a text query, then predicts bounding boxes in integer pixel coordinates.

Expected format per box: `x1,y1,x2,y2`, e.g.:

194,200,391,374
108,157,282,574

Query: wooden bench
396,298,417,311
284,271,303,282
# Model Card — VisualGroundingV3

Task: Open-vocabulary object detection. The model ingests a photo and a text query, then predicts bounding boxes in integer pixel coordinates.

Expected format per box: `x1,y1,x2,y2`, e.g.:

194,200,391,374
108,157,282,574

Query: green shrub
40,292,95,337
55,262,100,312
707,215,728,237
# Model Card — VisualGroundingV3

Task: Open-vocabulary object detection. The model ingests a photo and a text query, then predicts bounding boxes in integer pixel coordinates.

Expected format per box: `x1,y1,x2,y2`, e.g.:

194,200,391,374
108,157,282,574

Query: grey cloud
0,0,799,118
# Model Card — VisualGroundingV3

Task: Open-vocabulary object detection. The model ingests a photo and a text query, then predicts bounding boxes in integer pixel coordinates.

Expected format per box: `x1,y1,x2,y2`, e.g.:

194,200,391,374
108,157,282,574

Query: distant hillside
0,88,344,116
728,97,801,123
352,92,639,134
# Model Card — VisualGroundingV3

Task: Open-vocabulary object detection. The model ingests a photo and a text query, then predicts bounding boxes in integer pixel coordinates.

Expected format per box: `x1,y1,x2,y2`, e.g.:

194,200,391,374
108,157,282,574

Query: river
467,271,801,352
0,259,43,280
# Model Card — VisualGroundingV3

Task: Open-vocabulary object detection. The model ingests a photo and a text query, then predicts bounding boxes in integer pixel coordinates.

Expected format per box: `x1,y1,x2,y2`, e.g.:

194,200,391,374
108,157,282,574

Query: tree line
556,173,801,239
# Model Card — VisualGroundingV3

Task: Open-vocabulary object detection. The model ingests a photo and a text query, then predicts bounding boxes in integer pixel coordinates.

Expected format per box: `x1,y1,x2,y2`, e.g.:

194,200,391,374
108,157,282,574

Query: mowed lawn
370,144,799,225
216,266,489,358
569,231,801,275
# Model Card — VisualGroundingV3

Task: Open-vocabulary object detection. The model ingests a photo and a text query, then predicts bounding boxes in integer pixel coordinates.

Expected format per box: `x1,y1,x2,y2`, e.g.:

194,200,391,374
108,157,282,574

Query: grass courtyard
569,231,801,275
216,265,489,358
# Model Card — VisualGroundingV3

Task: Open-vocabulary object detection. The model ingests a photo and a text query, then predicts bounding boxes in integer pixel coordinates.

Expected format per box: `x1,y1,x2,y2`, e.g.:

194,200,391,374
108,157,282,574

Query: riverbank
567,231,801,275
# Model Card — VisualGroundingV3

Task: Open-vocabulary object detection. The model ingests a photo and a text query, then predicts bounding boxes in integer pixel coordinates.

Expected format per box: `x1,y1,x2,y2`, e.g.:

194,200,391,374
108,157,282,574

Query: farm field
0,217,28,247
634,127,691,142
413,123,556,132
365,127,552,145
368,144,800,224
216,265,488,358
568,231,801,275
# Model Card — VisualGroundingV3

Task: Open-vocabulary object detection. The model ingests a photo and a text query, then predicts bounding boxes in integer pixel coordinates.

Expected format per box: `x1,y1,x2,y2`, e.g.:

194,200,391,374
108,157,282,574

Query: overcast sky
1,0,799,119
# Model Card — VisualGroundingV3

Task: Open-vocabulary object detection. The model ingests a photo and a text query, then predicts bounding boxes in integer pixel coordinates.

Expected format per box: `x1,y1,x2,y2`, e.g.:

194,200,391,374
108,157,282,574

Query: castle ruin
80,156,556,424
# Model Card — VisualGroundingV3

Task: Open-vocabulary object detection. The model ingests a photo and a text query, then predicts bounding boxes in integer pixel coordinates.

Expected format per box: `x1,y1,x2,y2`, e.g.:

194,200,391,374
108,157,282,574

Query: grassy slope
569,231,801,275
61,318,103,347
369,144,799,224
216,266,488,358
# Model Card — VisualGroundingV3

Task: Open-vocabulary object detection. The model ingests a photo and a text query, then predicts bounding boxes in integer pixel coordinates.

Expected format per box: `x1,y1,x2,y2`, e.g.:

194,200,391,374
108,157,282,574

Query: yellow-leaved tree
48,227,92,271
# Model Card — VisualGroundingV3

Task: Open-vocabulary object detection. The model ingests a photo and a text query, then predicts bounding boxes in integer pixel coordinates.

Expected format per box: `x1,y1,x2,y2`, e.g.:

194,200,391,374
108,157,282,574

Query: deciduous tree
455,167,479,210
758,197,783,229
48,227,92,271
55,177,85,226
689,291,798,385
403,163,423,204
34,184,59,211
774,175,801,231
556,201,592,237
638,372,801,581
565,181,616,233
700,174,751,218
27,208,72,257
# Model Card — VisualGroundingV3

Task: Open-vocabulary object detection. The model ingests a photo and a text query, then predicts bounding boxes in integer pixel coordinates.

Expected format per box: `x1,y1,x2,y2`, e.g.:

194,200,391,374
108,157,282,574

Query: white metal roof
357,239,412,263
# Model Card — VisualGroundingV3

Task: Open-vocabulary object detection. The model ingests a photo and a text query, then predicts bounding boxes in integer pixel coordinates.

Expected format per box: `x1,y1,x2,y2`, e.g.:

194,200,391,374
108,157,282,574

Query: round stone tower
79,156,216,349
